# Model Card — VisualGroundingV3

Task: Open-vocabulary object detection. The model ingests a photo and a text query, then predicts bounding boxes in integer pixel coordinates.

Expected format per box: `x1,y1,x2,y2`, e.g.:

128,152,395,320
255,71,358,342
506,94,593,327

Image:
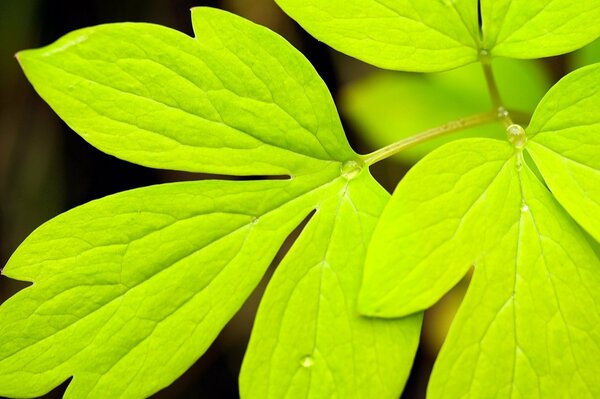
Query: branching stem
361,111,498,166
361,55,534,167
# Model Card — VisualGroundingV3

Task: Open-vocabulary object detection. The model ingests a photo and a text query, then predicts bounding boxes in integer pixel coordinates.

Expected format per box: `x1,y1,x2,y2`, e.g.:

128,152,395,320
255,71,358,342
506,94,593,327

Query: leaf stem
480,52,514,128
361,111,498,166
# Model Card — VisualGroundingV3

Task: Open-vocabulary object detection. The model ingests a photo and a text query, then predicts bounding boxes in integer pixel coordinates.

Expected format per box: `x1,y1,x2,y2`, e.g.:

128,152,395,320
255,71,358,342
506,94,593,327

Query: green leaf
340,58,550,163
274,0,479,72
275,0,600,72
527,64,600,241
359,139,519,316
16,7,355,177
428,165,600,398
0,177,326,398
481,0,600,59
240,170,421,399
2,7,421,399
360,138,600,396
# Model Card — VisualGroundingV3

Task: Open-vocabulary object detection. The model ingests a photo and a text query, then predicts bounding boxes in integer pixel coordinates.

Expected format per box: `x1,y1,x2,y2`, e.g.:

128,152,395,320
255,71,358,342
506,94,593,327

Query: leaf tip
14,49,34,67
14,51,24,63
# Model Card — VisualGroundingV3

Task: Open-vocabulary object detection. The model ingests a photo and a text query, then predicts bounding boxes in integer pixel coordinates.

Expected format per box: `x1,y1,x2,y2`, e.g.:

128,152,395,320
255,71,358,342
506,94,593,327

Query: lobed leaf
276,0,600,71
359,139,519,316
16,7,355,177
481,0,600,59
527,63,600,241
428,165,600,398
274,0,479,72
0,175,334,398
2,7,422,399
240,170,421,399
360,137,600,396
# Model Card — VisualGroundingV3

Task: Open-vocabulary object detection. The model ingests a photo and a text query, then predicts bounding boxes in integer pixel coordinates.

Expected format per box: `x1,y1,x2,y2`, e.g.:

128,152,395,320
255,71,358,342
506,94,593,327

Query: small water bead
480,49,491,63
515,157,523,172
300,355,315,368
506,124,527,149
341,160,362,180
497,106,509,119
521,203,529,213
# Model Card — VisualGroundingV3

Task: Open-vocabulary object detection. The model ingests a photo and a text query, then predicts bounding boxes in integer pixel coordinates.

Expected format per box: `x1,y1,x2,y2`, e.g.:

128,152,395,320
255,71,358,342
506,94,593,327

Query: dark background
0,1,593,398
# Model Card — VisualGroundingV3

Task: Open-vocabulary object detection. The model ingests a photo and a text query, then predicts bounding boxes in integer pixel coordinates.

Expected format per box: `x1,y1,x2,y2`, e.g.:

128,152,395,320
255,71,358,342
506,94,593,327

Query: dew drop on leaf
341,160,362,180
506,124,527,149
300,355,315,368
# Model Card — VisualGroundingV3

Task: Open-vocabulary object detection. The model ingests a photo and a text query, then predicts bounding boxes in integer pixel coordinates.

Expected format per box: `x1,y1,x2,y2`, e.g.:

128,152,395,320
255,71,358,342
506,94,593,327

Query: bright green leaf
275,0,600,72
481,0,600,59
0,176,329,398
527,63,600,241
428,165,600,398
360,135,600,396
2,7,421,399
17,7,355,177
274,0,479,72
240,170,421,399
340,58,550,163
359,139,519,316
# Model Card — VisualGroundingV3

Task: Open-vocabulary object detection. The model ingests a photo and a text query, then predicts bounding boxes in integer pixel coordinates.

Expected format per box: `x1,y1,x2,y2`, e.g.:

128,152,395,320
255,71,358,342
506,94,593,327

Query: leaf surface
0,176,330,398
360,137,600,397
481,0,600,59
276,0,600,71
2,7,421,399
428,165,600,398
527,63,600,241
274,0,479,72
240,170,421,399
359,139,519,316
17,7,355,177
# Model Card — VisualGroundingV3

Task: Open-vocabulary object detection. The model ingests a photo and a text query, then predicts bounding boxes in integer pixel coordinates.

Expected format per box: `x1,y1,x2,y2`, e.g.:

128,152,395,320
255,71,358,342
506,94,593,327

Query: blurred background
0,0,598,397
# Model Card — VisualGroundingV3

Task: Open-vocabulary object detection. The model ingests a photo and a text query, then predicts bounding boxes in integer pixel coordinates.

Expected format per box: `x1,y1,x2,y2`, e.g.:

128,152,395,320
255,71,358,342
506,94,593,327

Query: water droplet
251,216,259,225
515,158,523,171
506,124,527,149
300,355,314,368
497,106,509,118
521,204,529,212
340,160,362,180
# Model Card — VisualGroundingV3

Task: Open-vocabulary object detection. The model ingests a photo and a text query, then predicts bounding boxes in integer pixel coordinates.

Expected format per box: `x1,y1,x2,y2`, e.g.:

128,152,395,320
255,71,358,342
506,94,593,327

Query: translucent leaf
428,166,600,398
0,177,326,398
481,0,600,59
240,170,421,399
276,0,600,71
2,7,420,399
340,58,550,163
17,7,355,177
527,64,600,241
274,0,479,72
360,138,600,396
359,139,518,316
